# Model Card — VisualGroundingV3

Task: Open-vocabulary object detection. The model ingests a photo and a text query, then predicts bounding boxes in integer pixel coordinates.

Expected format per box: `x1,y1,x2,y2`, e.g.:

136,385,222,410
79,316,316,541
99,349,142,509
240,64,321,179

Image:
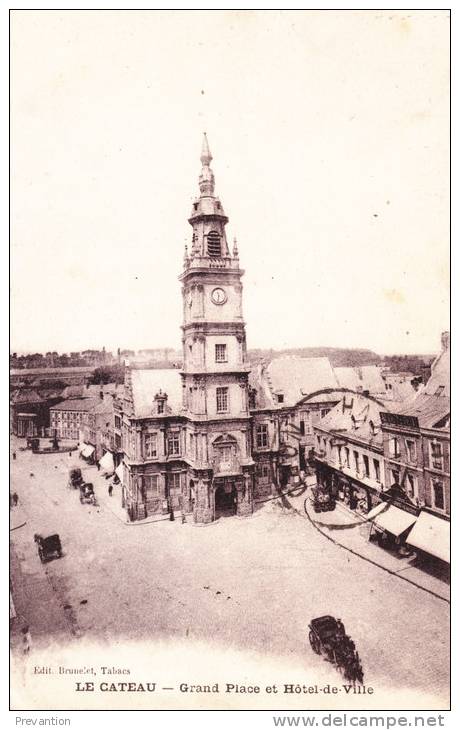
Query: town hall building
119,136,255,522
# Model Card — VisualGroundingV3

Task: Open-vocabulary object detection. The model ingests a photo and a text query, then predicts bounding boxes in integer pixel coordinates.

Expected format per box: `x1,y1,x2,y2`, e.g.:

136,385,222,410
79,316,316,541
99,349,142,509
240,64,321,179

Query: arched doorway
214,479,237,518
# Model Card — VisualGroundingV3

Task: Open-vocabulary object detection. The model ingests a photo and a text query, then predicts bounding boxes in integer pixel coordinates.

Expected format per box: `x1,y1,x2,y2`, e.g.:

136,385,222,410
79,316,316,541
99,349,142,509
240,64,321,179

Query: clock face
211,287,227,305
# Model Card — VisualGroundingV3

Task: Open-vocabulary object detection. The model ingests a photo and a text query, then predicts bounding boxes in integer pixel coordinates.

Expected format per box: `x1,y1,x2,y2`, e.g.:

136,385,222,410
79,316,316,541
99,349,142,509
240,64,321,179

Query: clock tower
179,134,254,523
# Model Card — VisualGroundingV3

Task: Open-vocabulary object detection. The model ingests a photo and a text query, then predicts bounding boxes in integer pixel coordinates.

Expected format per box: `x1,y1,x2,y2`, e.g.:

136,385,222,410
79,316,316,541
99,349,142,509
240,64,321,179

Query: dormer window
276,393,284,404
207,230,222,257
154,389,167,415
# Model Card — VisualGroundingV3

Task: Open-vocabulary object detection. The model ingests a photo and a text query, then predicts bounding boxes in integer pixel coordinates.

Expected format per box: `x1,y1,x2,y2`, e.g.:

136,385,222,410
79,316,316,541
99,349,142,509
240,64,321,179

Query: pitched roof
50,398,98,412
317,393,393,447
334,365,386,395
130,369,183,418
393,393,450,430
10,389,44,404
422,346,450,397
263,357,339,407
389,336,450,429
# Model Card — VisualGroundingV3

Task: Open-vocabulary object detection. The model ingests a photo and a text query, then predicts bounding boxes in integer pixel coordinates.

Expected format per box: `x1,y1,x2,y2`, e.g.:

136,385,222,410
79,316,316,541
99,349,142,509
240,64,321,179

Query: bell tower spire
186,134,231,262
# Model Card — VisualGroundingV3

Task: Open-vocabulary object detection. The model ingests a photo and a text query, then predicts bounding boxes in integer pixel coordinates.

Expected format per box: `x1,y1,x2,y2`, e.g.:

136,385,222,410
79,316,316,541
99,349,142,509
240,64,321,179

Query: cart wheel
309,631,321,655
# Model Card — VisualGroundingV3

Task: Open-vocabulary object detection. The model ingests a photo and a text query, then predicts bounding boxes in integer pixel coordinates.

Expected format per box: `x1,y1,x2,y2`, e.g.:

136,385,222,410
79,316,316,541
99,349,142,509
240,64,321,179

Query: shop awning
81,444,95,458
369,504,417,537
99,451,114,475
407,511,450,564
115,463,124,482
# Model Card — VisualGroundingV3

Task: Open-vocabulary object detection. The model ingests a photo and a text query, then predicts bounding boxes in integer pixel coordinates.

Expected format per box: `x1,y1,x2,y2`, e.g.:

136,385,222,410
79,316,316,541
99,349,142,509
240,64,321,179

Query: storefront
316,461,373,514
17,413,38,437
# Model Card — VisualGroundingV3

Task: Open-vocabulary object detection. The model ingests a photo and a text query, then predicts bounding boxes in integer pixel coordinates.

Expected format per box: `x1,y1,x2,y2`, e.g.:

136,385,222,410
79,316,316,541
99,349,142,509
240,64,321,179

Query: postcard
9,9,450,713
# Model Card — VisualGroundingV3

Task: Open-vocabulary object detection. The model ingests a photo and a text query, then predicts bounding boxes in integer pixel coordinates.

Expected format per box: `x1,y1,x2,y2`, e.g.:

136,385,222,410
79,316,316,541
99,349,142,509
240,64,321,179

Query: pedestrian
179,495,186,524
69,451,72,458
12,452,16,461
12,492,18,507
108,484,113,497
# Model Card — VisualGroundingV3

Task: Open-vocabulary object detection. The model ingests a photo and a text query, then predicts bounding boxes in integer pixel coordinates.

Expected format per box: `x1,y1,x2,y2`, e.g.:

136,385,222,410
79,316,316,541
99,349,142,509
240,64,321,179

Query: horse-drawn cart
34,533,63,563
308,615,363,684
310,487,336,513
68,467,84,489
79,482,98,506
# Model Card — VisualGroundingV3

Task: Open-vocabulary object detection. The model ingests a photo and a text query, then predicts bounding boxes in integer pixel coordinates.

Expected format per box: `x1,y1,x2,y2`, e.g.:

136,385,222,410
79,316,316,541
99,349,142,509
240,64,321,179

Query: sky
10,10,450,356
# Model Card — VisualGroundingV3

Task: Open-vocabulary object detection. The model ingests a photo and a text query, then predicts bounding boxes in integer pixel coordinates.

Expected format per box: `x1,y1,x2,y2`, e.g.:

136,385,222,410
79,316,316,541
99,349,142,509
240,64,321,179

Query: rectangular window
144,433,158,459
216,387,228,413
432,480,444,510
406,473,415,498
430,441,443,470
114,415,121,429
168,472,181,491
276,394,284,404
363,455,370,477
320,408,329,418
345,447,350,467
157,400,165,414
256,424,269,449
373,459,381,482
406,440,416,463
215,344,227,363
168,433,180,456
145,474,160,496
353,451,360,473
391,469,400,486
389,437,401,458
299,420,305,436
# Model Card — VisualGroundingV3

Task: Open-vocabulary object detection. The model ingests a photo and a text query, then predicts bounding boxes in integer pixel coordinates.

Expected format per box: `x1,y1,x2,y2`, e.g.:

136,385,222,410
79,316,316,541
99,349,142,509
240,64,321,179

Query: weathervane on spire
200,132,212,166
199,132,215,196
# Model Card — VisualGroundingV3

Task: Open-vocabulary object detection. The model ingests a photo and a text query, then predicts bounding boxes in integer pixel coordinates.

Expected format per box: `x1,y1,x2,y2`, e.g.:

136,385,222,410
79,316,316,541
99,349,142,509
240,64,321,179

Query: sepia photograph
9,8,450,714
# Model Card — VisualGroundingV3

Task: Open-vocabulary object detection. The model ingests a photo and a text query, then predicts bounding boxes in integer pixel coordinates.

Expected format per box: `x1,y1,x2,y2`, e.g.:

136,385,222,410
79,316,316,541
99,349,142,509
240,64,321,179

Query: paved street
10,443,449,709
